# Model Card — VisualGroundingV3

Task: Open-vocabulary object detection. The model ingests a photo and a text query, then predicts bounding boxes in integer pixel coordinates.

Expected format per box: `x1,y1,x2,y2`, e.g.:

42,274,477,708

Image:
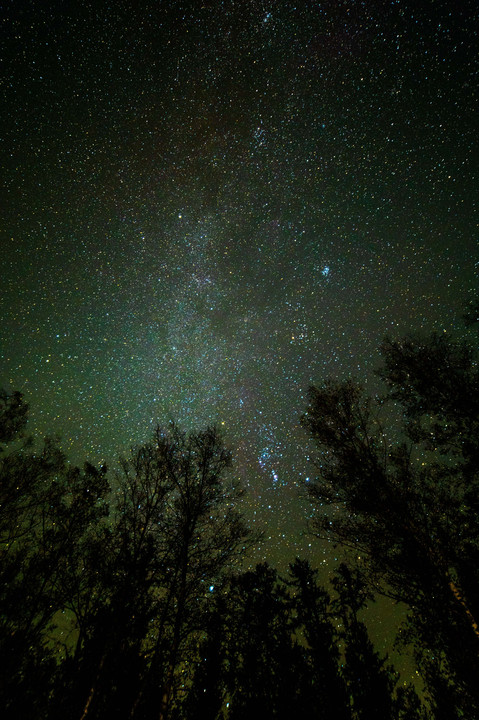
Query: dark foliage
302,323,479,718
5,318,475,720
287,558,350,720
0,388,28,445
0,404,252,719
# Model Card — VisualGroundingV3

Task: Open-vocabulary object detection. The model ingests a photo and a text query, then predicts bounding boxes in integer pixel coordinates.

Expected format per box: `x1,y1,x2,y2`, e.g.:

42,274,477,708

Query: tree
0,391,109,720
287,558,350,719
332,563,400,720
0,388,28,444
181,592,227,720
142,424,249,720
71,423,249,720
302,326,479,717
220,563,311,720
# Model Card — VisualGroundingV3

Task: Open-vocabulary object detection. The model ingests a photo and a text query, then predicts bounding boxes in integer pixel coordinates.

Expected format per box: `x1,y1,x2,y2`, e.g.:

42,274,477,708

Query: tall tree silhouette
0,391,109,720
181,592,227,720
332,564,399,720
74,423,249,720
302,323,479,717
288,558,350,719
221,562,313,720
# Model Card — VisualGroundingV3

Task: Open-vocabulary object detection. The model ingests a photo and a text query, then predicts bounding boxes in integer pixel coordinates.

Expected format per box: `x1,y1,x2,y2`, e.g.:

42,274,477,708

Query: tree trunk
80,652,106,720
448,576,479,643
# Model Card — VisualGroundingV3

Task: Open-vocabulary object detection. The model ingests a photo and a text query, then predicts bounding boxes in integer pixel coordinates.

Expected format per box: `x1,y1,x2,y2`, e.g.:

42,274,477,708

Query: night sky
1,0,478,588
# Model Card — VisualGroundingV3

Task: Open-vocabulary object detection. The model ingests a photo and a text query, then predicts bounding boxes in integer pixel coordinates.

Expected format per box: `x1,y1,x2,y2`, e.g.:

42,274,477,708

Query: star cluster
1,0,478,568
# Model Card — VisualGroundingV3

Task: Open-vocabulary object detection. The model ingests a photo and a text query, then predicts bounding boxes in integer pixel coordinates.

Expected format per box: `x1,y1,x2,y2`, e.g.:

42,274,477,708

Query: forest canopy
1,309,478,719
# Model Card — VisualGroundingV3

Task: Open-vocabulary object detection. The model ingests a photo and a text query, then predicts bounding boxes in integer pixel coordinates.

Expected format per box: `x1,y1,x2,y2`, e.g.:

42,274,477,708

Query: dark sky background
1,0,477,652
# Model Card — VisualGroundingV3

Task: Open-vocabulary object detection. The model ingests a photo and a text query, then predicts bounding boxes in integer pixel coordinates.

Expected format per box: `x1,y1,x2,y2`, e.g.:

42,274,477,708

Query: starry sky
1,1,478,573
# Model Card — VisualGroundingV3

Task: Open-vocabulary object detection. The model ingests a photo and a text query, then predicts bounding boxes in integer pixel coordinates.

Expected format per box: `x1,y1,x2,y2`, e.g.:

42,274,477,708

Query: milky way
1,1,478,571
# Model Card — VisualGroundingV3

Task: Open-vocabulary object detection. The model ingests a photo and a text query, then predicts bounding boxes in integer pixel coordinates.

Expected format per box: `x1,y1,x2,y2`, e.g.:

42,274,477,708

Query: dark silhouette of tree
332,563,404,720
140,424,248,720
1,389,436,719
220,562,314,720
69,441,176,720
181,592,227,720
287,558,350,719
302,324,479,717
0,388,28,444
68,423,249,720
180,558,425,720
0,391,109,720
